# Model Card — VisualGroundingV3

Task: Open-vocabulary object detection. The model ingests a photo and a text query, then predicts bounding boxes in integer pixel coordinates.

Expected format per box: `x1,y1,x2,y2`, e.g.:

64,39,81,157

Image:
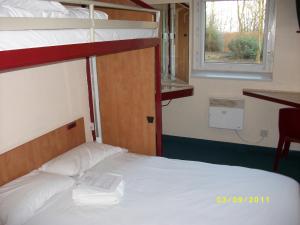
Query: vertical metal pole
155,44,162,156
86,57,96,141
89,4,102,143
170,3,176,81
162,5,168,81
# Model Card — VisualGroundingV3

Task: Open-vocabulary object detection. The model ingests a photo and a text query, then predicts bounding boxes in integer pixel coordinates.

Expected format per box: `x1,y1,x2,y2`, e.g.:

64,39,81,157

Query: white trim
94,20,158,29
193,0,277,78
192,70,272,81
0,18,158,31
0,18,91,31
89,4,95,42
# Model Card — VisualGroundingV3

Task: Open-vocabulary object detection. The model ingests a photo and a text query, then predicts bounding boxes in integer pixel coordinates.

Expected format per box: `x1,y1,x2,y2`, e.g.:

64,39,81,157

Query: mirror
152,2,190,85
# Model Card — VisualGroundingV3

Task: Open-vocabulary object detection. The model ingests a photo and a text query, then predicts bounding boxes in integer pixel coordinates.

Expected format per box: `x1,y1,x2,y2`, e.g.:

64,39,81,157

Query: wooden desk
243,89,300,108
243,89,300,171
161,85,194,101
161,80,194,101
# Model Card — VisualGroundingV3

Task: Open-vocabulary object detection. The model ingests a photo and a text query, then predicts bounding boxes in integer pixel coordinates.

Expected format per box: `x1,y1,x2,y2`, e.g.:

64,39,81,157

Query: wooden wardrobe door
96,47,156,156
176,5,189,83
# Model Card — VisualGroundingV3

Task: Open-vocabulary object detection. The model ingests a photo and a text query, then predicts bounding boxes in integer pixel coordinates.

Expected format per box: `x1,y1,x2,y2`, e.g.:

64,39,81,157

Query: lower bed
25,152,300,225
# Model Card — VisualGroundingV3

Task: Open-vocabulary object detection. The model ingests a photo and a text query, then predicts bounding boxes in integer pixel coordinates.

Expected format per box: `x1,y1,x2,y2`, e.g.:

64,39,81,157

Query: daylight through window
194,0,276,79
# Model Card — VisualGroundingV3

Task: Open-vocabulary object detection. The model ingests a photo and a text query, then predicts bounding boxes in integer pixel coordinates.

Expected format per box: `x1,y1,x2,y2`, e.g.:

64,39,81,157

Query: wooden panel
243,89,300,108
97,48,156,156
0,118,86,186
96,0,154,21
98,0,154,9
97,8,153,21
175,4,189,82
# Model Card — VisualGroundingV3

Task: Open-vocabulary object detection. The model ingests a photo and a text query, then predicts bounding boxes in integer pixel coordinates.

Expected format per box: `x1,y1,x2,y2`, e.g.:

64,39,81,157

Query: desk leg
273,137,284,171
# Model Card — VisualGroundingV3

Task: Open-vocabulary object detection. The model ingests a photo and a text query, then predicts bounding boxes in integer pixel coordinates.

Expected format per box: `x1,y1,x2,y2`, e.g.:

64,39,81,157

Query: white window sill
191,70,272,81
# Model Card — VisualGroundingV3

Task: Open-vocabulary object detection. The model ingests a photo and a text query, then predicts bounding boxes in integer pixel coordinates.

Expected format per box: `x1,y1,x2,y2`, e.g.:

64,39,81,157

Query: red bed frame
0,0,162,156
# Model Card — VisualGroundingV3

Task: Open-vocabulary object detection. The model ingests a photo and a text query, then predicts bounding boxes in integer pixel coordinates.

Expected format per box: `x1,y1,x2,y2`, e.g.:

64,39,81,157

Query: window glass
193,0,276,79
205,0,267,64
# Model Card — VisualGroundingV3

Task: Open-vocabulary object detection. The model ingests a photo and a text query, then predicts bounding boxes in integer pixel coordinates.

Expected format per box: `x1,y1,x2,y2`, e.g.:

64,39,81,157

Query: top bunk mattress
0,3,157,51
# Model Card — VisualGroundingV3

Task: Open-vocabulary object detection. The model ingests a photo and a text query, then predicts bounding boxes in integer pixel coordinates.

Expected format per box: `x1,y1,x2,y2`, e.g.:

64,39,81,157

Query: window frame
193,0,277,80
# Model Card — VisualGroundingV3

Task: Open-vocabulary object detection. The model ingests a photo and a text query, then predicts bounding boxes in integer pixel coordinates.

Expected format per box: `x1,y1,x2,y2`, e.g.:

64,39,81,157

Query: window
193,0,276,80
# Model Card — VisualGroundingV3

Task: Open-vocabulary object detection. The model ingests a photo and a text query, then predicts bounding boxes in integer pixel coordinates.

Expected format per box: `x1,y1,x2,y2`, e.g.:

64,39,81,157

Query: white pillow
40,142,126,176
0,0,68,13
0,171,74,225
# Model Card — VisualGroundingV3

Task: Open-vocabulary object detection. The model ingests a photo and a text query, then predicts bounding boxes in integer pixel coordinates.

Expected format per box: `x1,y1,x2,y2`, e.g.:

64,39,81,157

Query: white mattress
0,6,157,51
24,152,300,225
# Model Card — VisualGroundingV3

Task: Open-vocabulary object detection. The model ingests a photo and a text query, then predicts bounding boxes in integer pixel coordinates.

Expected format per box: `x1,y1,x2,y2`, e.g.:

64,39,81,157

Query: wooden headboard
0,118,86,186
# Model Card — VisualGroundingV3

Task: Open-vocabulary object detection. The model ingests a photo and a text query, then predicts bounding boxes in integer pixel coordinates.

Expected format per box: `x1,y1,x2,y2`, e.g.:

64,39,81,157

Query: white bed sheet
0,5,108,19
24,152,300,225
0,6,157,51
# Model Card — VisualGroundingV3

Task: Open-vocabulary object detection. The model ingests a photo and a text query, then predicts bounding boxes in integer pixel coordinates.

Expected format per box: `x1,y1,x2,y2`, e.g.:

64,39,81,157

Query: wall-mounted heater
209,98,244,130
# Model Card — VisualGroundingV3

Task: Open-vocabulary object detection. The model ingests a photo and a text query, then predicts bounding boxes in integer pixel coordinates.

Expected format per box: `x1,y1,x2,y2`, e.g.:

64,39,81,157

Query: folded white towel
72,173,124,206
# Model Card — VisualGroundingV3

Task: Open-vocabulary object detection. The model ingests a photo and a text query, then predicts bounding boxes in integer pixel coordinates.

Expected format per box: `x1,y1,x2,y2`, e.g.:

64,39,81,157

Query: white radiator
209,98,244,130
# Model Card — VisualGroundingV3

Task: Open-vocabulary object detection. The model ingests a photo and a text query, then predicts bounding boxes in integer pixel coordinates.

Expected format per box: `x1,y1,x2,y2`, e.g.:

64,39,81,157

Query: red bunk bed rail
131,0,154,9
0,38,159,72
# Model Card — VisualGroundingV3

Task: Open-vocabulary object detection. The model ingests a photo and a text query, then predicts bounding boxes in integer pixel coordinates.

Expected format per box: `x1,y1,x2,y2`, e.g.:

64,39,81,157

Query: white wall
162,0,300,150
0,59,92,154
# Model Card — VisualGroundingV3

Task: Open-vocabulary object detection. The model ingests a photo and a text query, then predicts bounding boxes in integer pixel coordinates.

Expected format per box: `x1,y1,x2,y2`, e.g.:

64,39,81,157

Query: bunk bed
0,0,162,156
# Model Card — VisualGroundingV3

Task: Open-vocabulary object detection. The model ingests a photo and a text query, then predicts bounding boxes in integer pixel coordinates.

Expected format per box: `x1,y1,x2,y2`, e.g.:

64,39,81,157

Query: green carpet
162,135,300,183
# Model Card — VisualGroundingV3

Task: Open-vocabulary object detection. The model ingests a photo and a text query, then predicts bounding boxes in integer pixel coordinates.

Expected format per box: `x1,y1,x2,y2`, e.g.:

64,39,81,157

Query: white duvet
24,152,300,225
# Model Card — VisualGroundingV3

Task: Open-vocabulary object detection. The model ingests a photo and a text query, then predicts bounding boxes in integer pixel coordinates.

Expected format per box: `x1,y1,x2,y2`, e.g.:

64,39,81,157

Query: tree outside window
205,0,267,65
